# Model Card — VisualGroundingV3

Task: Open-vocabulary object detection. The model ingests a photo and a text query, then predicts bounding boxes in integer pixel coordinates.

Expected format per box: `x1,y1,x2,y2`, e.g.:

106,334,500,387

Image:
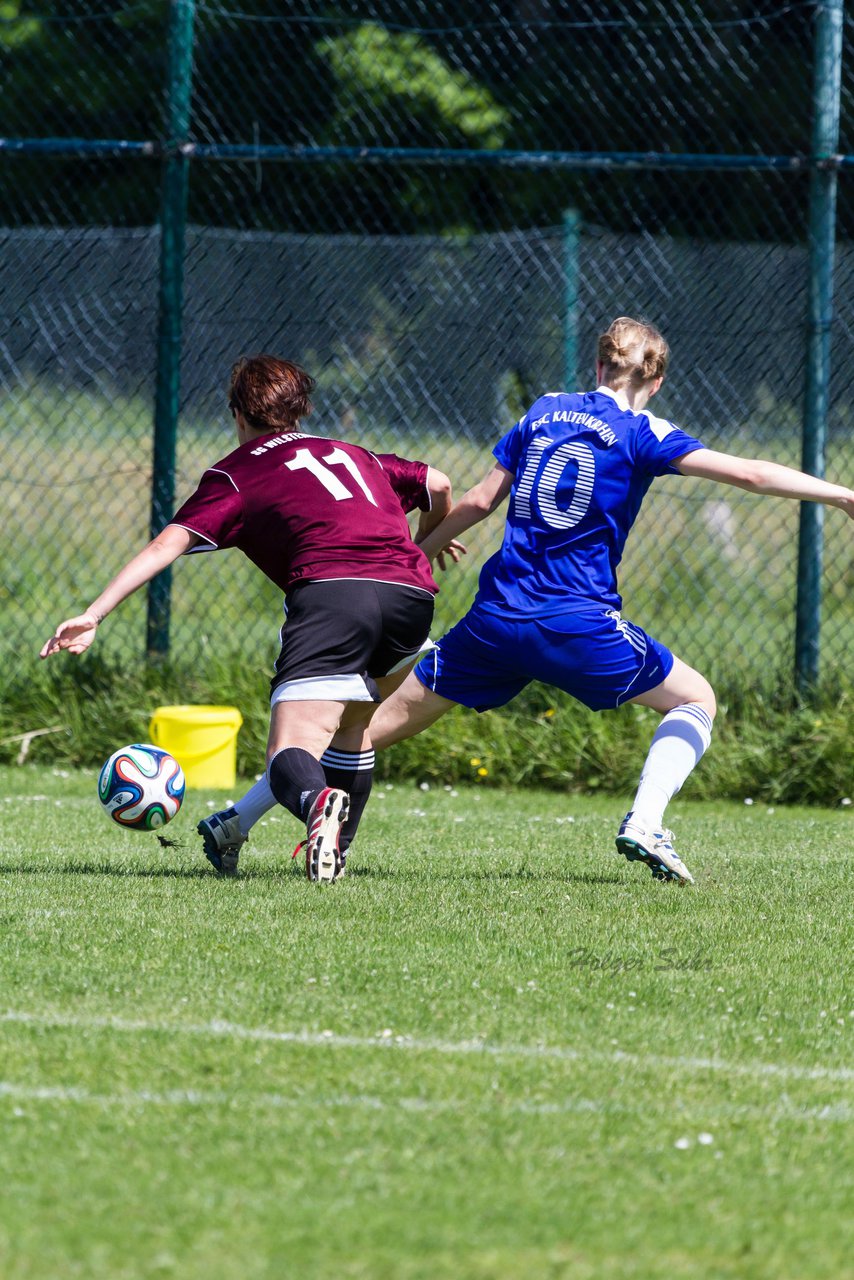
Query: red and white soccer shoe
294,787,350,883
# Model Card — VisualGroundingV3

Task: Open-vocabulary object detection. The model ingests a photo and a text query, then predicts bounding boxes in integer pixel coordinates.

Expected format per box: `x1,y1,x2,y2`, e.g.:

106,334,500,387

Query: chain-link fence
3,1,853,691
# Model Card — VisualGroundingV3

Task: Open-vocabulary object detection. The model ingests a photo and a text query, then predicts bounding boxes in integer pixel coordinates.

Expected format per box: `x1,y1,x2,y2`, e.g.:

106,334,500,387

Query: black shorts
270,578,435,702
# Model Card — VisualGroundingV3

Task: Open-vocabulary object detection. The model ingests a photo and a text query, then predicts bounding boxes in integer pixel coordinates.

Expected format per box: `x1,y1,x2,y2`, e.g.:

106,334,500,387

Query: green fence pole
563,208,580,389
795,0,843,695
146,0,196,658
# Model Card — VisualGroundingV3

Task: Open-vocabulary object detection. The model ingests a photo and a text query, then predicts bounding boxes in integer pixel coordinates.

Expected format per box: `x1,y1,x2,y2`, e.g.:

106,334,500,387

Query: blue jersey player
369,317,854,884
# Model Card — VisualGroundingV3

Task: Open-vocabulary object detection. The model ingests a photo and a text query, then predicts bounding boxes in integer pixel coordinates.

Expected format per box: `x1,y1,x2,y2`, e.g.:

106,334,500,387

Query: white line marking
0,1081,603,1116
2,1008,852,1084
0,1080,849,1124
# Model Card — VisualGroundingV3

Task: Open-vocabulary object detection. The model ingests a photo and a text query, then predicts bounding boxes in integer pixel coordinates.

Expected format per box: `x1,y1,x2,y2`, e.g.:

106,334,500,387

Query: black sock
320,747,374,851
268,747,327,821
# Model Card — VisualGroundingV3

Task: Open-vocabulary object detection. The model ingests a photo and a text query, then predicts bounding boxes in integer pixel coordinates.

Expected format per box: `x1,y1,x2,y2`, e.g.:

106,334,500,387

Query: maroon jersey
170,431,438,596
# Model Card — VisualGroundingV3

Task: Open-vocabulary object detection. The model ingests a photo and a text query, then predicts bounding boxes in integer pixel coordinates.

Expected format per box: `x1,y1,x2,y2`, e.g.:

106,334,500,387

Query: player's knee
668,658,715,721
689,676,716,721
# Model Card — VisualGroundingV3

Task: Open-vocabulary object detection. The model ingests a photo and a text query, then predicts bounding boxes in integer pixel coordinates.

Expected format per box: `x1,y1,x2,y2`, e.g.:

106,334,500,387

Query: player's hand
39,613,99,659
435,540,467,572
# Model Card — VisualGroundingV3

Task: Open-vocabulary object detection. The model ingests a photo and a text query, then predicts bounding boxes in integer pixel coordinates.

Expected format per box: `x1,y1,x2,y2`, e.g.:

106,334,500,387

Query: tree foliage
0,2,842,239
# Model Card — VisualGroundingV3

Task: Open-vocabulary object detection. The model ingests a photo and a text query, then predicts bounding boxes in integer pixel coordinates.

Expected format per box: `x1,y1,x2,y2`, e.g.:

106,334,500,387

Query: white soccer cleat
197,806,247,875
615,812,695,885
302,787,350,883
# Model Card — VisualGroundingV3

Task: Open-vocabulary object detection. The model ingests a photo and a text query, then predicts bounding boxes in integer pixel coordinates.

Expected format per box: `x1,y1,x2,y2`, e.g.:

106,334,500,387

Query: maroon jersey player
170,432,438,599
41,356,455,882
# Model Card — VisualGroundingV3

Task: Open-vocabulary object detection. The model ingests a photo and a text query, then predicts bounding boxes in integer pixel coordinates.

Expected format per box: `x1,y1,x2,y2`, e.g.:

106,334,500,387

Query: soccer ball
98,743,185,830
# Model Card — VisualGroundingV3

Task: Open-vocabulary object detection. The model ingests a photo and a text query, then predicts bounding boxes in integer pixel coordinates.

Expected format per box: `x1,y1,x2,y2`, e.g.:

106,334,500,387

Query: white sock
232,774,277,834
630,703,713,830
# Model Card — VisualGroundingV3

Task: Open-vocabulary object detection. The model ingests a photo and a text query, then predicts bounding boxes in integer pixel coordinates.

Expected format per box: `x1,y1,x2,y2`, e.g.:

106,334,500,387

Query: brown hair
597,317,669,390
228,355,315,432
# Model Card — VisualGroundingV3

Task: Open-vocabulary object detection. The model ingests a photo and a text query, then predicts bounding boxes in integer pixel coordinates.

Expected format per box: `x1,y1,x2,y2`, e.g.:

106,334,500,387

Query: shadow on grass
0,861,623,886
0,862,216,880
343,864,623,886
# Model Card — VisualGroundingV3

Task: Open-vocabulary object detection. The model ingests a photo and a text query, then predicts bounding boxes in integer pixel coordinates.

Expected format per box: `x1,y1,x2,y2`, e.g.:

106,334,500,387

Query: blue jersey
475,386,704,616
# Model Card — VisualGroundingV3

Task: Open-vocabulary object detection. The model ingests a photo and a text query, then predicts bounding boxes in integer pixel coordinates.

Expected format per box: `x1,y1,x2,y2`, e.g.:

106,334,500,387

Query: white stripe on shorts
270,674,375,705
384,637,437,676
606,608,647,657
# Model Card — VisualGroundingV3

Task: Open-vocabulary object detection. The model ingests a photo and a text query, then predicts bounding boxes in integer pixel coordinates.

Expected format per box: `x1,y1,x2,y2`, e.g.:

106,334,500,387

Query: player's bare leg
199,698,348,877
266,698,348,761
264,699,352,881
629,656,716,720
200,666,447,875
200,664,429,874
369,671,457,751
616,657,716,884
328,662,415,751
318,664,432,864
305,670,458,869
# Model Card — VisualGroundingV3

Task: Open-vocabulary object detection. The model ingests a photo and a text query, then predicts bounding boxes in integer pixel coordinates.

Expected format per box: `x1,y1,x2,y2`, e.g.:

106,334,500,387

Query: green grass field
1,765,852,1279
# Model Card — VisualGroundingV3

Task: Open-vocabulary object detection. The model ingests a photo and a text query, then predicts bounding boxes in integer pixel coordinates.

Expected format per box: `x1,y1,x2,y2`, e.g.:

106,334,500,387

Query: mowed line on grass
2,1007,852,1083
1,1077,851,1124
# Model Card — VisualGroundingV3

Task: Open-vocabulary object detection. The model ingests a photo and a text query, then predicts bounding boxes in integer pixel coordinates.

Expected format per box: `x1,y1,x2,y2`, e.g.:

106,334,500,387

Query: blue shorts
414,603,674,713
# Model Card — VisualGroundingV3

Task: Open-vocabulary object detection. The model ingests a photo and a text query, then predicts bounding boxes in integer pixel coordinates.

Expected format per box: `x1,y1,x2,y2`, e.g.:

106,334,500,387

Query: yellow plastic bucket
149,705,243,790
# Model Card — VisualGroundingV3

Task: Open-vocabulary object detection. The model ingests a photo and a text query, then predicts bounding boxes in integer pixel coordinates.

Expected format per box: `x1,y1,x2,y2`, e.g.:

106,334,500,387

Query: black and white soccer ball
97,743,185,830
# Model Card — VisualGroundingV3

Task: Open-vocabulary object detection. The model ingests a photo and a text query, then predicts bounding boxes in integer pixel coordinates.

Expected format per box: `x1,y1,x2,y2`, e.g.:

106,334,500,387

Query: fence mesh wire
2,1,853,690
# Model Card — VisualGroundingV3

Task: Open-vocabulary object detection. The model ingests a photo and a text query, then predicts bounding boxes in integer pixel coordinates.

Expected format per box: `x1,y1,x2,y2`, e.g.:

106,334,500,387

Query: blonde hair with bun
597,317,669,390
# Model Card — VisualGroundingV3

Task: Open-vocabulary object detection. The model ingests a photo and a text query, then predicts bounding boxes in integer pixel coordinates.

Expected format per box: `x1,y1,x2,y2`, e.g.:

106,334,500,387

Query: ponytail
597,317,669,390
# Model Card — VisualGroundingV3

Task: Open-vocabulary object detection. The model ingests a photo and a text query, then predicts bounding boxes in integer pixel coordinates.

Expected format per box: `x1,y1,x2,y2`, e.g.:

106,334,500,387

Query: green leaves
0,1,40,50
316,22,509,150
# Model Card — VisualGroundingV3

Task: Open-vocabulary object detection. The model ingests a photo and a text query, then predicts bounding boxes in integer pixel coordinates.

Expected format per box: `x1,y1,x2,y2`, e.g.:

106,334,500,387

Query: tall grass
3,653,852,806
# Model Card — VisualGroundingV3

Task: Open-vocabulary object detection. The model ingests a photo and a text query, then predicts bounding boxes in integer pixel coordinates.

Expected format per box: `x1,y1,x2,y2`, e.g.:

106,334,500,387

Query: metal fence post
563,208,580,389
146,0,196,658
795,0,844,694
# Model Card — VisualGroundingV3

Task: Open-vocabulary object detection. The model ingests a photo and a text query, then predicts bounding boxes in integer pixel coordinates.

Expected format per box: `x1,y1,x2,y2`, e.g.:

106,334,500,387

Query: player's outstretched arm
418,463,514,563
39,525,201,659
413,467,468,573
414,467,453,541
675,448,854,516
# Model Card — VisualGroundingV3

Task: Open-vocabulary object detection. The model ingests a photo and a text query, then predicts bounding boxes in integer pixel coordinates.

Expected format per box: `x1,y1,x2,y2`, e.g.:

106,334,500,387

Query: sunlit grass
0,766,851,1279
